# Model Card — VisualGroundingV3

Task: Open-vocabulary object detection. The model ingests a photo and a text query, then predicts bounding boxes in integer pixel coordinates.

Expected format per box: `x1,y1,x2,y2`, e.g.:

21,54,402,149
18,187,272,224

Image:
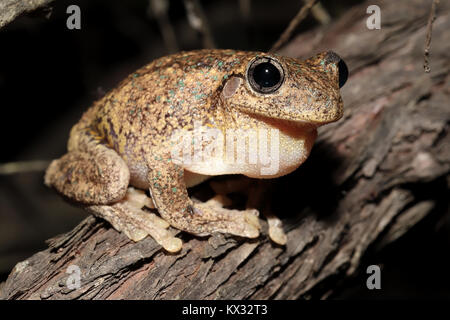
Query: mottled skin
45,49,345,252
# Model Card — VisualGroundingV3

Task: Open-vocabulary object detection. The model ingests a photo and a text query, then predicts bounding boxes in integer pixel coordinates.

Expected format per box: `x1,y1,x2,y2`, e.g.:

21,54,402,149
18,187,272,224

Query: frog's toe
266,214,287,245
124,200,182,252
122,226,148,242
242,209,261,238
160,237,183,253
186,203,261,239
124,186,155,209
239,222,260,239
215,207,261,239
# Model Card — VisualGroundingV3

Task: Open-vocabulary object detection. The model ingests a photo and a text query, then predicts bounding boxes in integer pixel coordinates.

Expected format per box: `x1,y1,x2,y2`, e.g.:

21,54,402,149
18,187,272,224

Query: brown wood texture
1,0,449,299
0,0,54,29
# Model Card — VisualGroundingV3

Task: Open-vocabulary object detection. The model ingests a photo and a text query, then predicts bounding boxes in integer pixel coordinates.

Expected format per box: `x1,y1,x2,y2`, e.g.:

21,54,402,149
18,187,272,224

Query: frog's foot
188,199,261,239
264,213,287,245
88,187,182,253
211,179,286,245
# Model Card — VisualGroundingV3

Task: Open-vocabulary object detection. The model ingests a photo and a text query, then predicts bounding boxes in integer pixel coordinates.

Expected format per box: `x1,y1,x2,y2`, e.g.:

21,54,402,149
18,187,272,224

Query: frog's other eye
247,57,284,94
338,59,348,88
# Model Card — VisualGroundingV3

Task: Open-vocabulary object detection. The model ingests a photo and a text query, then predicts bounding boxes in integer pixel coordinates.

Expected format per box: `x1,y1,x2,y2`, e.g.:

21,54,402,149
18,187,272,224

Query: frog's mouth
237,97,343,129
242,111,319,139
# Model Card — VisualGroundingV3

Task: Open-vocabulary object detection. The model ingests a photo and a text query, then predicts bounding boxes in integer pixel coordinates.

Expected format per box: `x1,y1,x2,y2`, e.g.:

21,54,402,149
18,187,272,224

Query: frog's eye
338,59,348,88
247,57,284,94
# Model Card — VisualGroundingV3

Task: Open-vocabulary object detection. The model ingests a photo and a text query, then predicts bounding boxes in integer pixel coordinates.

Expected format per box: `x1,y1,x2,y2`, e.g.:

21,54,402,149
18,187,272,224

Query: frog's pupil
252,62,281,88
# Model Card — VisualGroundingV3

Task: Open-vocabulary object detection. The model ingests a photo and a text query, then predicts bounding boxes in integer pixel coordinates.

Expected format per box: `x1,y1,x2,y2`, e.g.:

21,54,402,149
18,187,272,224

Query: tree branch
0,0,54,29
269,0,319,52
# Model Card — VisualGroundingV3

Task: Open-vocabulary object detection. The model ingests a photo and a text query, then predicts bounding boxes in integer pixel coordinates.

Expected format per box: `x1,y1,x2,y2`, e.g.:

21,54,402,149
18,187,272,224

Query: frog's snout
324,51,348,88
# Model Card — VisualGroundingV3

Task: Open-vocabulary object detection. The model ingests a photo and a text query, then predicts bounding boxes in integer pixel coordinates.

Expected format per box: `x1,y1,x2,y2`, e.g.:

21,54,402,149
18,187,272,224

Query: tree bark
0,0,54,29
1,0,449,300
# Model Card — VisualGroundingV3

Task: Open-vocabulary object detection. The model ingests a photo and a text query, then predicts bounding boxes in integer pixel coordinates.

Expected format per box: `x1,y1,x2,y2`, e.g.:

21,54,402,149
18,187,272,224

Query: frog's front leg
147,154,261,238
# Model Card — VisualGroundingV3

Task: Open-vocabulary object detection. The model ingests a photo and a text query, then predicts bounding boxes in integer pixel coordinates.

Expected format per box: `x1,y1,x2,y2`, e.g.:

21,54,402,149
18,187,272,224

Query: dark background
0,0,449,299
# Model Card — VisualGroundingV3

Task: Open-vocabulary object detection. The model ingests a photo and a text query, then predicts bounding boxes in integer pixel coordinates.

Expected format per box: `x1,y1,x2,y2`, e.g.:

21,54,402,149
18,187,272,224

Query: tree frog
45,49,348,252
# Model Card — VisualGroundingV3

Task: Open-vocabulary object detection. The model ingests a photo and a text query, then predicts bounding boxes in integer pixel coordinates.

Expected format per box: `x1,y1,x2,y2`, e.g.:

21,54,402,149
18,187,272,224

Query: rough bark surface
0,0,54,29
1,0,449,300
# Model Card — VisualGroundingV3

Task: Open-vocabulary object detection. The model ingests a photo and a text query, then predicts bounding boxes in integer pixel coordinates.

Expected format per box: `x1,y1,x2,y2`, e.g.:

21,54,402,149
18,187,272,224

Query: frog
44,49,347,253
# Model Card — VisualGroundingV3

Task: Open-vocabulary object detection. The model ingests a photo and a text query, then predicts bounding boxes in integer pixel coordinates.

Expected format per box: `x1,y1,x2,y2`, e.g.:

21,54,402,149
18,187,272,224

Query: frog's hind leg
88,187,182,253
44,147,130,205
45,146,182,252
